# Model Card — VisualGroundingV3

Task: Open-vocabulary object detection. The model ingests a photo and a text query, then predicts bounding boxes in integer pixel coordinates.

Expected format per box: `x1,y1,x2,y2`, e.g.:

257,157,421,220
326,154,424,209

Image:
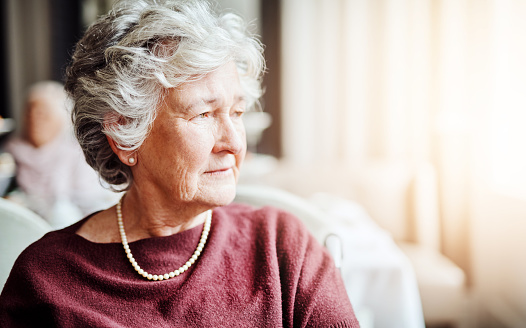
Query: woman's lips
204,167,233,175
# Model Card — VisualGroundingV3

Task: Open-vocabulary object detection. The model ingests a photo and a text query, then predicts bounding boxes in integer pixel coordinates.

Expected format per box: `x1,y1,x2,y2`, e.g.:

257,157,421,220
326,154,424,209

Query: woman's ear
104,114,137,166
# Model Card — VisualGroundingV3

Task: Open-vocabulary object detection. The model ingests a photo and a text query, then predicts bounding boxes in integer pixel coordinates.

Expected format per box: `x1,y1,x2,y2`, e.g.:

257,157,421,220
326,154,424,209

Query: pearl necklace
116,198,212,281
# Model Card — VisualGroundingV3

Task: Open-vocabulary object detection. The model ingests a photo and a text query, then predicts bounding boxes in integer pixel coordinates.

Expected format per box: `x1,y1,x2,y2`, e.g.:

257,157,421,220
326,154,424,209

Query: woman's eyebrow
183,95,246,112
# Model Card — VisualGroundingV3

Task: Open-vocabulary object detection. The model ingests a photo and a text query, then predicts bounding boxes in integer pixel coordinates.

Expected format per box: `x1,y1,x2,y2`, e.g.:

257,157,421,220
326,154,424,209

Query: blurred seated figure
4,81,117,228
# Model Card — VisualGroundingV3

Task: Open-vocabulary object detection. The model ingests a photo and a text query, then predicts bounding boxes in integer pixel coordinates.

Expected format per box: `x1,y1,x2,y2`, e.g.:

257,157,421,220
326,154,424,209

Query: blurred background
1,0,526,327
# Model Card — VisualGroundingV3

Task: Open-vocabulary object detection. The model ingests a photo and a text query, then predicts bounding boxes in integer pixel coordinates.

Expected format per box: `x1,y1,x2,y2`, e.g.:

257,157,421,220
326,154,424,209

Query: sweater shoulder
216,202,310,237
218,202,305,224
9,230,75,274
9,212,93,272
214,202,315,262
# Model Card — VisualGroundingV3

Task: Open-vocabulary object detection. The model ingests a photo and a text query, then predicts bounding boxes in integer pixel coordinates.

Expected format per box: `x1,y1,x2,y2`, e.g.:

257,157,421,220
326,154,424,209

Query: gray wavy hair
65,0,265,190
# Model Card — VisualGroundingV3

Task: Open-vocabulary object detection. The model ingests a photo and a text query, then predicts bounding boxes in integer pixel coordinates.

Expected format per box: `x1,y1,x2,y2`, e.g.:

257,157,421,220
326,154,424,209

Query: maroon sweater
0,203,359,327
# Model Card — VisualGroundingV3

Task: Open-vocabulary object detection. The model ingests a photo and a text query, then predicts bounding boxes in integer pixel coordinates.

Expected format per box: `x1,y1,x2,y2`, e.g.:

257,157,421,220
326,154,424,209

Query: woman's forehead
165,63,244,111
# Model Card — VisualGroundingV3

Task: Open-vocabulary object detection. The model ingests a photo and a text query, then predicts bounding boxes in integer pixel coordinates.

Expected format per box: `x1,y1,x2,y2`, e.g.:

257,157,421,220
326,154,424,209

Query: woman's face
133,62,247,208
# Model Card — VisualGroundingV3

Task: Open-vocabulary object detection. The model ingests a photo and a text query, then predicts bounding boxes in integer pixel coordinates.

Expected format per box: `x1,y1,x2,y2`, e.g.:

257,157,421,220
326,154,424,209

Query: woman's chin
197,183,238,207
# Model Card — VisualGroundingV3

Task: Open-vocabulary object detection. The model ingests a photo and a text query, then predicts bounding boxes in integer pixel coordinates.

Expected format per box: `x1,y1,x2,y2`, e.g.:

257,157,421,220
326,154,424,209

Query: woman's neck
119,188,209,241
75,188,209,244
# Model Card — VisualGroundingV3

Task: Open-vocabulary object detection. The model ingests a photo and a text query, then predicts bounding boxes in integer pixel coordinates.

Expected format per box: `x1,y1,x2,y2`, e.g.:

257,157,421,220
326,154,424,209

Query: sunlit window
489,0,526,197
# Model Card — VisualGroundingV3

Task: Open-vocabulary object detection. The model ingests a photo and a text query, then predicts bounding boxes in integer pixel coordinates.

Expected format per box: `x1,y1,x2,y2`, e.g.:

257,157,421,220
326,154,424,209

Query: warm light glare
489,0,526,197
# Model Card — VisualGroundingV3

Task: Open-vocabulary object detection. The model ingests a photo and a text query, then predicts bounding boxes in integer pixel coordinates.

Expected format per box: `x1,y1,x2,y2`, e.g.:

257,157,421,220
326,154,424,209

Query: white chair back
0,197,52,289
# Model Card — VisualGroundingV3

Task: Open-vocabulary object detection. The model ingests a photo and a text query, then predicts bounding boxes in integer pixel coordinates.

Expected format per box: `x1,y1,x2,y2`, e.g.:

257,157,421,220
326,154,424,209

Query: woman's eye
197,112,210,119
232,110,245,118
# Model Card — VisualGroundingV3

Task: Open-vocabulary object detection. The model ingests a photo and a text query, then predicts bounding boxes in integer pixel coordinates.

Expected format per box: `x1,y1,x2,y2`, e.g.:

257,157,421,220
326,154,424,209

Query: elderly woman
0,1,359,327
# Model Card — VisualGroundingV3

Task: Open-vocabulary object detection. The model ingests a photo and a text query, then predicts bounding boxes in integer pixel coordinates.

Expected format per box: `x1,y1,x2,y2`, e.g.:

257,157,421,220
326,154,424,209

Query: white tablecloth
311,193,425,328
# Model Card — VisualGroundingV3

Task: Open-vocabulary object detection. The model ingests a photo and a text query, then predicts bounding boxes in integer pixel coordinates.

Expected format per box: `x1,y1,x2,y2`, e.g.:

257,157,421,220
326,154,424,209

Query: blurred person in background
0,0,358,327
4,81,117,228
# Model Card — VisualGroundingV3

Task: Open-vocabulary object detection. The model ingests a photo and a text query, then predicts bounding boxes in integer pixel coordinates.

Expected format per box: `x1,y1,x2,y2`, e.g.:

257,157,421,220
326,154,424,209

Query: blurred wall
1,1,10,119
4,0,82,130
6,0,52,125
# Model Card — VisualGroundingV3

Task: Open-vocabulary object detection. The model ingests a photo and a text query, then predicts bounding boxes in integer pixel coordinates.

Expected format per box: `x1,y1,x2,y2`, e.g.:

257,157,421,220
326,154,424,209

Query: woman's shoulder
8,215,94,275
217,202,306,230
214,202,313,250
13,226,80,265
2,232,74,297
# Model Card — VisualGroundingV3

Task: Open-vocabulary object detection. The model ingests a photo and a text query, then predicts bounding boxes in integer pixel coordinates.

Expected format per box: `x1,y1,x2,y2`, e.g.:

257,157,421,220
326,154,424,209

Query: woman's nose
213,117,245,154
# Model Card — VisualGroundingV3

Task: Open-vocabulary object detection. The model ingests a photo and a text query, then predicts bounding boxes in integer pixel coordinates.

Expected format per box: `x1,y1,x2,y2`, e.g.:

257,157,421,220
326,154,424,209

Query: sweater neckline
60,211,207,246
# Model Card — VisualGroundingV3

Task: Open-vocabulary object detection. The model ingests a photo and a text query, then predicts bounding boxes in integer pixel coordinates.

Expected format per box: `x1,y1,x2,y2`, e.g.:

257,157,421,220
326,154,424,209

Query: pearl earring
128,157,135,164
